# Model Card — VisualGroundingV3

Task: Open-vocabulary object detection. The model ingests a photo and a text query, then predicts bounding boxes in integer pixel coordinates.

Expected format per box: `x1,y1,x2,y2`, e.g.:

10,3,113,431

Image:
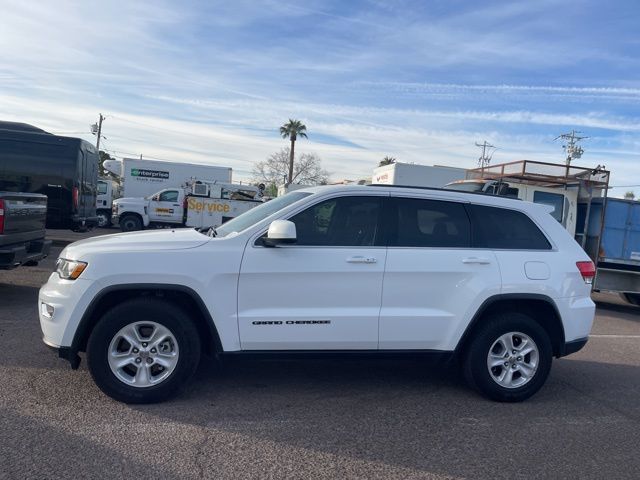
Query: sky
1,0,639,197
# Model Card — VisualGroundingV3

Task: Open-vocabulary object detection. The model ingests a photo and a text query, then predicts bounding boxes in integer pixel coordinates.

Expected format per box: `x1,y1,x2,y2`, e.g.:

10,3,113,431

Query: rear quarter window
467,204,551,250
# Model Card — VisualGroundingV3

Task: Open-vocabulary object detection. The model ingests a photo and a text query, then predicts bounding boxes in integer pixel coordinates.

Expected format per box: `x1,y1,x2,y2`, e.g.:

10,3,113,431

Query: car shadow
1,406,183,479
123,356,640,479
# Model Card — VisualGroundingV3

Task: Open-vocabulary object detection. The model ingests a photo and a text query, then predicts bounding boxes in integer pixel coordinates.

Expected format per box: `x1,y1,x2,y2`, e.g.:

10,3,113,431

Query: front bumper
39,273,101,352
43,340,82,369
0,239,51,269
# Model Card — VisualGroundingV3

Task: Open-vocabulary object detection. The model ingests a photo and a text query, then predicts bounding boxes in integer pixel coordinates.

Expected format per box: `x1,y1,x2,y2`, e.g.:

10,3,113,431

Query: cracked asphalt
1,245,639,479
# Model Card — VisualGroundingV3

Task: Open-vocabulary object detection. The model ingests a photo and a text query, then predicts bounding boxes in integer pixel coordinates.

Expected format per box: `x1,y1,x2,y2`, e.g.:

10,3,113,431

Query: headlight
56,258,88,280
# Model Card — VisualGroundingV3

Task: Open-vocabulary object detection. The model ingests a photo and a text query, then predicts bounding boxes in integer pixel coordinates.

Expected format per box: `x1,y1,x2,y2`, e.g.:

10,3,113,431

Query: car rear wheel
463,312,552,402
87,298,200,403
96,210,112,228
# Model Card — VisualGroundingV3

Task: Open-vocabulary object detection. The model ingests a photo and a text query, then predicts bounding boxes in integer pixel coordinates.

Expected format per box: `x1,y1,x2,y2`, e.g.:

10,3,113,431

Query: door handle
462,257,491,265
173,204,181,207
346,256,377,264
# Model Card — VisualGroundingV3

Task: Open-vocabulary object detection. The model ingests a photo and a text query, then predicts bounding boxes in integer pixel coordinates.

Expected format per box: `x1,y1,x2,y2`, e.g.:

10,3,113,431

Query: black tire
87,298,201,404
96,209,112,228
463,312,552,402
120,214,142,232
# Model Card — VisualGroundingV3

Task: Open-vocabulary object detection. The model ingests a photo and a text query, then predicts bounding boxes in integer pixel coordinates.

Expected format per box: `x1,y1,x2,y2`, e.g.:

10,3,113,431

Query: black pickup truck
0,192,51,269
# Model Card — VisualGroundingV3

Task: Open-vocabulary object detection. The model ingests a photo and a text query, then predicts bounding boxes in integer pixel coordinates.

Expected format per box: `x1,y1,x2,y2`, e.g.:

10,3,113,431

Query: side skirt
219,349,456,364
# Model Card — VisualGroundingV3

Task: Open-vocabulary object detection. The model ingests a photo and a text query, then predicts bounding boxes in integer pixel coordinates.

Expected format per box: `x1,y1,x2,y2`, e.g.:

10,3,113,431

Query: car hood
60,229,210,259
113,196,147,204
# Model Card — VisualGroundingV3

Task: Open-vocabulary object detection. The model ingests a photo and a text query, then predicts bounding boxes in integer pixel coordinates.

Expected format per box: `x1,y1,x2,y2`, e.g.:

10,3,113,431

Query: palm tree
280,119,308,184
378,156,396,167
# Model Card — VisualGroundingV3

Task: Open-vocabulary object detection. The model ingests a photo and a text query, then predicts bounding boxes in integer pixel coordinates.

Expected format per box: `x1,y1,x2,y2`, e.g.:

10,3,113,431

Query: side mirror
263,220,297,247
152,195,159,201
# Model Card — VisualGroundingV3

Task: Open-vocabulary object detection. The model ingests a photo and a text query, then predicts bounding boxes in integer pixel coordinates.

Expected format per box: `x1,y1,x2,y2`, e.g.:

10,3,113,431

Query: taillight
576,261,596,284
0,199,4,234
72,187,79,210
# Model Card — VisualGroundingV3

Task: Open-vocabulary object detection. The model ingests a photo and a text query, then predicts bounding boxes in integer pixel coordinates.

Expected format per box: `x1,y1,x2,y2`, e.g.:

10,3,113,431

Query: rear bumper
0,238,51,269
555,295,596,343
594,266,640,294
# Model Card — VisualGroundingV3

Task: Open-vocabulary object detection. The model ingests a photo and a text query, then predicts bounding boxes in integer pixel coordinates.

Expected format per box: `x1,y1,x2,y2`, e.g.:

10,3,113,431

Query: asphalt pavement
1,245,639,479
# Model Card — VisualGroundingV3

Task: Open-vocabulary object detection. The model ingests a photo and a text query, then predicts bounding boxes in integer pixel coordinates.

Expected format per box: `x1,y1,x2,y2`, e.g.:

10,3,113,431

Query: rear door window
467,204,551,250
390,198,471,248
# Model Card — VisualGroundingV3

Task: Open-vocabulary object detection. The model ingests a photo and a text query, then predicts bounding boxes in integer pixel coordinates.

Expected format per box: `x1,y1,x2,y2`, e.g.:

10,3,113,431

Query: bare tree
99,150,120,184
252,148,329,189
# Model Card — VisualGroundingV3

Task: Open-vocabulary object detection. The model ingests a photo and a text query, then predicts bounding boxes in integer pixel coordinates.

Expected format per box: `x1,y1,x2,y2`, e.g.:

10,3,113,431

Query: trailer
455,160,609,245
578,197,640,305
103,157,232,199
372,163,466,188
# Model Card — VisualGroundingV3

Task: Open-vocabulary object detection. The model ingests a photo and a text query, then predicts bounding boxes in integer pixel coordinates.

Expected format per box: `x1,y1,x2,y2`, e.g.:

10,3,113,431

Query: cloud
0,0,639,196
356,82,640,99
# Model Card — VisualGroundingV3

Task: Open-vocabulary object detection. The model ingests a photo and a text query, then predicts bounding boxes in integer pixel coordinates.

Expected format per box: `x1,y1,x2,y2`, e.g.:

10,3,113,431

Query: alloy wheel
107,321,180,388
486,331,539,389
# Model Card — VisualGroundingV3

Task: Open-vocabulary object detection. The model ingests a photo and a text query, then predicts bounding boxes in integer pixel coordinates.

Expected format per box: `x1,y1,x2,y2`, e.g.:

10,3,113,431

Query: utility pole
91,114,105,150
554,130,587,165
475,140,496,168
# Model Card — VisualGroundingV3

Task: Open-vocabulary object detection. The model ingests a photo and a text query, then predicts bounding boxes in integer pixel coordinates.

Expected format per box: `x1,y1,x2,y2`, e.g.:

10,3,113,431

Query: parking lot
1,244,639,479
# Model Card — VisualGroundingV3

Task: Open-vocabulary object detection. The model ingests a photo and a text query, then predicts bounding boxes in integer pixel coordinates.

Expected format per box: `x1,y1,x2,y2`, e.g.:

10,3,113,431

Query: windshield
444,181,486,192
214,191,312,237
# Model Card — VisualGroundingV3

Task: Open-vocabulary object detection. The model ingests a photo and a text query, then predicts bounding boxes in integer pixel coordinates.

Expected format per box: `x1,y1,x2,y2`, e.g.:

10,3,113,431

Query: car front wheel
87,298,201,403
119,214,142,232
463,312,552,402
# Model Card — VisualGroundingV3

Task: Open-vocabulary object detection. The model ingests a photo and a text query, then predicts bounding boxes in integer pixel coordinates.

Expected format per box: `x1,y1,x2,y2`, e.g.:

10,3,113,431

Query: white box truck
103,158,232,199
372,163,466,187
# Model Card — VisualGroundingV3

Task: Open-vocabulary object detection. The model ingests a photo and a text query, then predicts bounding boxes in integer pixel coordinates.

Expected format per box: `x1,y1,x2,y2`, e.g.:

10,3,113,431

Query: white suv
39,185,596,403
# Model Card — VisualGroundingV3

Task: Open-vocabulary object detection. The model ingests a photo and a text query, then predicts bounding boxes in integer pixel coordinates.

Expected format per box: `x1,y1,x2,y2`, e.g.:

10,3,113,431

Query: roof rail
367,183,497,197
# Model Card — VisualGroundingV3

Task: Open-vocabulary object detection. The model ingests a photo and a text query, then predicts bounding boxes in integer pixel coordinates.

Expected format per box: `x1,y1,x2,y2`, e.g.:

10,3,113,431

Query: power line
554,130,588,165
475,140,496,168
